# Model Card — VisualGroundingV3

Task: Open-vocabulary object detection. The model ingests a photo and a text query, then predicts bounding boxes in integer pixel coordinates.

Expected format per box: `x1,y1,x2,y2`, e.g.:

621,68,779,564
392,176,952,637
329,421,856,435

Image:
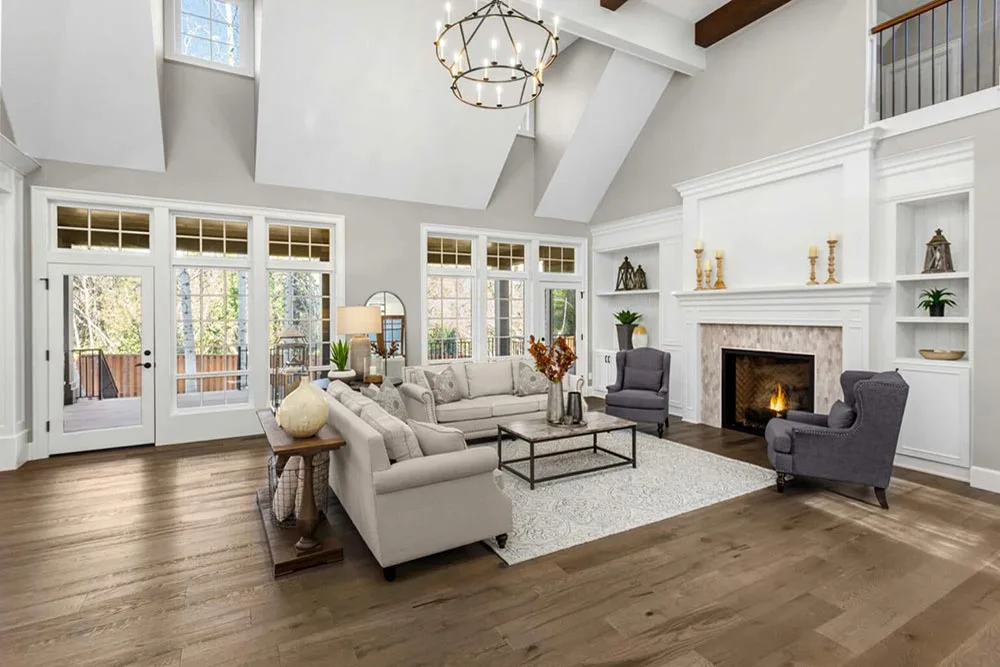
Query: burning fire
769,384,788,413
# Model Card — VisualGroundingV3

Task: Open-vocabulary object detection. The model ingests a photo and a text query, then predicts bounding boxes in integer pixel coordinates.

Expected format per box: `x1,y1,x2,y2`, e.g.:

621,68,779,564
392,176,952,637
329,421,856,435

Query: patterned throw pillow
516,362,549,397
373,383,409,421
425,367,463,405
360,404,423,463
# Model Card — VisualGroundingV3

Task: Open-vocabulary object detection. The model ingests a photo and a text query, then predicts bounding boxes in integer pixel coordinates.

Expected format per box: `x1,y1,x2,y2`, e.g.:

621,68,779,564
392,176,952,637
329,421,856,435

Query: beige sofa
324,393,512,580
399,359,585,439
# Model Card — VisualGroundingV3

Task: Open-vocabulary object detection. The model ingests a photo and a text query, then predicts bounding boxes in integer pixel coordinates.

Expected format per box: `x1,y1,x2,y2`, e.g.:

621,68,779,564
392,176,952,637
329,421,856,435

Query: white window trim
420,224,587,373
164,0,255,78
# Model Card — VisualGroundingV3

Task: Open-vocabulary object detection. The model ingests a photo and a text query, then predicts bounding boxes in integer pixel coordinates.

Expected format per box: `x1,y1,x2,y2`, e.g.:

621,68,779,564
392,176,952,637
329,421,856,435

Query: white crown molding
0,135,39,176
875,138,975,180
590,206,682,251
674,128,883,200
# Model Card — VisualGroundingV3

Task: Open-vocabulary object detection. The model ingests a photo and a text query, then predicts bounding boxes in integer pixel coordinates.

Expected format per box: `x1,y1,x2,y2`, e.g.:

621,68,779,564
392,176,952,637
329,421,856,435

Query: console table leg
295,453,320,552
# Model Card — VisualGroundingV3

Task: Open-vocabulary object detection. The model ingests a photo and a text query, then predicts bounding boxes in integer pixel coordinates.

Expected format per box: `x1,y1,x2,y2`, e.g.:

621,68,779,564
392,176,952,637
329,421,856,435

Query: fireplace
721,348,815,435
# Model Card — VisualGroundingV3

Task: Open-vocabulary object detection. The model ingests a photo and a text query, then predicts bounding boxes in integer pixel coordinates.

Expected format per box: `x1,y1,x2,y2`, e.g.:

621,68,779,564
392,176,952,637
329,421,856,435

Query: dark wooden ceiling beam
695,0,794,48
600,0,630,10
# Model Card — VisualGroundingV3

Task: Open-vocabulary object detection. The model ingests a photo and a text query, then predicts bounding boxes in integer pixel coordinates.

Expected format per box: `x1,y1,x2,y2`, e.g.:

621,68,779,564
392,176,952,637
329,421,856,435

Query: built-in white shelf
895,316,969,324
895,271,970,282
895,356,970,369
595,289,660,297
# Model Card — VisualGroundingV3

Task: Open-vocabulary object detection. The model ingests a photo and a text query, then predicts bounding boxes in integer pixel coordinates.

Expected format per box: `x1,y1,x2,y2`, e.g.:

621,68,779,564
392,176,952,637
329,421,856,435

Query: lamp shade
337,306,382,335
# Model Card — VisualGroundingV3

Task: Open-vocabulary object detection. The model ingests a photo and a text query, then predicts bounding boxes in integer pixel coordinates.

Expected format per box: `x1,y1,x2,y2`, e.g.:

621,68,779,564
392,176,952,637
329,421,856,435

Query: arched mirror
365,291,405,358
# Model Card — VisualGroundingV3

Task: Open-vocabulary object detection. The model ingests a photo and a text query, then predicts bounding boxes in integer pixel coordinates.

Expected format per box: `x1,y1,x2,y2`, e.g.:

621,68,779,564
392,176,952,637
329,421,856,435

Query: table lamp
336,306,382,378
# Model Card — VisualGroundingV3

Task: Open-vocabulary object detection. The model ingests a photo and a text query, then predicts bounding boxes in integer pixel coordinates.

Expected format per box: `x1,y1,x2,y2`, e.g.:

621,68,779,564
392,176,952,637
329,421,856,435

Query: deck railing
872,0,999,119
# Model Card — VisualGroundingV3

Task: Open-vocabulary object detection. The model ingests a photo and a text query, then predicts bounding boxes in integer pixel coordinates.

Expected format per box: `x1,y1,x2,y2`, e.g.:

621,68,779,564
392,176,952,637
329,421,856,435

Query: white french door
536,281,584,377
47,264,156,454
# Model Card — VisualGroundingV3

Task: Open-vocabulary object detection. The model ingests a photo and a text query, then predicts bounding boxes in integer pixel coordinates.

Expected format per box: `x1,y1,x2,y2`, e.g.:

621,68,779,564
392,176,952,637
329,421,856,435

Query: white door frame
47,263,156,454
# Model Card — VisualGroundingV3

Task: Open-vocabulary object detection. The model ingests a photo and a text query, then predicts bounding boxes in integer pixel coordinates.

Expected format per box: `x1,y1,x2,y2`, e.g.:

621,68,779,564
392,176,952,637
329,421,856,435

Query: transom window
427,236,473,268
268,223,331,262
539,245,575,274
56,206,151,253
176,217,249,257
166,0,254,77
486,241,526,272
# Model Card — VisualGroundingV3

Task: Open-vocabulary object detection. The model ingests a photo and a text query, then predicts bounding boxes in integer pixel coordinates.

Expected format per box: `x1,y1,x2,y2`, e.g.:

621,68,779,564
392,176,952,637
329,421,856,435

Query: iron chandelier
434,1,560,109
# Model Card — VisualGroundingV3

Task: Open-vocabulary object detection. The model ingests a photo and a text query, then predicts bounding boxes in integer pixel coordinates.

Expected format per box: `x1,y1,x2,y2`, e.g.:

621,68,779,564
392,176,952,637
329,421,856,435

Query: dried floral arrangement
528,335,578,384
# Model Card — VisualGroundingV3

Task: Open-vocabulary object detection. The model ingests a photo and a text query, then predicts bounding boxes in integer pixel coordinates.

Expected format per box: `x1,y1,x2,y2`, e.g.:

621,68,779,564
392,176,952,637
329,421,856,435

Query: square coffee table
497,413,637,489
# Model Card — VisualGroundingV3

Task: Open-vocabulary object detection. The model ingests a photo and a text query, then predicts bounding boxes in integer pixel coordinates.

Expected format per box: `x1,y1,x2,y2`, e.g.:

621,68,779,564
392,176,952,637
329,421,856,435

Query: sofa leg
776,472,787,493
874,487,889,510
496,533,508,549
382,566,397,582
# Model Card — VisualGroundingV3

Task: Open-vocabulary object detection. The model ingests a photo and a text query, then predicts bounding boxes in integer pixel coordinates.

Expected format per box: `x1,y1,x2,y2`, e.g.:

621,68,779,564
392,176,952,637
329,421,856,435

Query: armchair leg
656,423,664,438
496,533,508,549
382,566,397,582
776,472,788,493
874,487,889,510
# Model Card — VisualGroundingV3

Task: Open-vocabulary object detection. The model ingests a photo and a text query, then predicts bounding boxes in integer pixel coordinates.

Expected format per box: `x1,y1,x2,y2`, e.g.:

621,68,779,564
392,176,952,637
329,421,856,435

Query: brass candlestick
825,240,839,285
704,263,713,290
807,256,819,285
694,249,704,290
713,256,727,290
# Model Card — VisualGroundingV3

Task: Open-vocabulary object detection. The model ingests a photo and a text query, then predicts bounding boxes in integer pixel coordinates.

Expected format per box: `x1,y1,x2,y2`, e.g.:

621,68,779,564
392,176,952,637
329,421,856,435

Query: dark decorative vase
616,324,635,350
929,303,945,317
566,392,584,425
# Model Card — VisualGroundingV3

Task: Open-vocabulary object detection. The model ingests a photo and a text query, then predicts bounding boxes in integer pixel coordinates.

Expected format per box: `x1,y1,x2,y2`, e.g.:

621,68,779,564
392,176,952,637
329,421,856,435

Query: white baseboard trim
893,452,969,482
0,430,29,471
970,467,1000,494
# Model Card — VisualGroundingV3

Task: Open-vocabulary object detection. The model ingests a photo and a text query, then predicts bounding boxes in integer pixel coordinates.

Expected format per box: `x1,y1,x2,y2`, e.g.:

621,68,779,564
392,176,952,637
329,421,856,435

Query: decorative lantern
615,256,635,291
922,228,956,274
633,265,648,290
270,327,309,410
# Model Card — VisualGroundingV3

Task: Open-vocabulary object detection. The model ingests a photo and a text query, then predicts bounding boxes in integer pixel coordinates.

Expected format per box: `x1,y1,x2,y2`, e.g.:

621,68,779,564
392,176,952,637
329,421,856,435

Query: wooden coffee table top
498,412,636,443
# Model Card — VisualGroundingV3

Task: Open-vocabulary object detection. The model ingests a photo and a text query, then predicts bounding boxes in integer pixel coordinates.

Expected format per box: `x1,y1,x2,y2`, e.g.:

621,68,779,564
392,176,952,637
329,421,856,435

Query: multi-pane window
268,271,332,374
56,206,150,252
539,245,576,274
426,277,474,360
176,217,249,257
487,279,525,357
486,241,526,272
175,268,250,408
178,0,244,68
427,236,473,268
268,223,331,262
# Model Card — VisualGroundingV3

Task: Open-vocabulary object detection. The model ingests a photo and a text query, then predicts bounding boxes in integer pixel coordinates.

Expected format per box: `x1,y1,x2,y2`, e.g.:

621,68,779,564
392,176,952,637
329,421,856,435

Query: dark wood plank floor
2,416,1000,666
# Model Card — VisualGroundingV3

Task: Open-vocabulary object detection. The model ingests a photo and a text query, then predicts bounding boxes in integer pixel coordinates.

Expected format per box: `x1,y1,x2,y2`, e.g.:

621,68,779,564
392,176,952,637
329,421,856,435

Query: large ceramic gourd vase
276,378,328,438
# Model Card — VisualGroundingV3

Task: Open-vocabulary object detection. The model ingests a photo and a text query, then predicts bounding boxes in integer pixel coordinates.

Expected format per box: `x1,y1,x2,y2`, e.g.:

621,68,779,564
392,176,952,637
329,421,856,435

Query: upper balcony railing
872,0,999,120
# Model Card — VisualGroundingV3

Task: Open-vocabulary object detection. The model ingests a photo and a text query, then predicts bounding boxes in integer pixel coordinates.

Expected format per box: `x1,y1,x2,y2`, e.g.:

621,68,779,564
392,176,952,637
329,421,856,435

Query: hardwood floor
2,418,1000,666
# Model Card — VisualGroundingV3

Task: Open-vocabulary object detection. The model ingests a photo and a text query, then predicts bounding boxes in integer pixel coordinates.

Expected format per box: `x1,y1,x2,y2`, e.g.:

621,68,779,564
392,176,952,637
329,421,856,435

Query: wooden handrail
871,0,952,34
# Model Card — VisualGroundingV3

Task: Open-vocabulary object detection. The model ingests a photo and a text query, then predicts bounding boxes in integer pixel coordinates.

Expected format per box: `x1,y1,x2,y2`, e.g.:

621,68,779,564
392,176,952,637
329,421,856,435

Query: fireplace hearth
721,348,815,435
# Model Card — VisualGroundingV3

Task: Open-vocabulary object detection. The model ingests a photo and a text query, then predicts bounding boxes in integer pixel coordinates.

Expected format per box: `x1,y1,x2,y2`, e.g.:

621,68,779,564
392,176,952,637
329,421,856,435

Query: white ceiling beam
511,0,705,74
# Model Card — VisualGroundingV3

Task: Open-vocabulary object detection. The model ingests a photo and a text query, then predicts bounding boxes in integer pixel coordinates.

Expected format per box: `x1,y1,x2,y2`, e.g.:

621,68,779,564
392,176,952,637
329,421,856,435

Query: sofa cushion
489,394,546,417
515,362,549,397
827,400,856,429
407,420,467,456
425,366,464,405
360,404,423,463
326,380,353,400
435,397,495,423
605,389,666,411
465,361,514,398
624,367,663,392
340,391,375,416
765,419,796,454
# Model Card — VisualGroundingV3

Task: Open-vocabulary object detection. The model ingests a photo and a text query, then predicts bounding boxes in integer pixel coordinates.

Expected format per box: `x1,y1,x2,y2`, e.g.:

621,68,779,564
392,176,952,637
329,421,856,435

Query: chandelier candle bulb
476,83,483,104
537,0,542,20
491,38,498,63
554,15,560,36
446,2,452,23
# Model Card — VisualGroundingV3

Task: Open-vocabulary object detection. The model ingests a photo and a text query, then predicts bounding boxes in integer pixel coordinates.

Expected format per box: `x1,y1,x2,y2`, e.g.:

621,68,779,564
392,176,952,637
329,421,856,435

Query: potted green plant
329,339,355,380
918,288,957,318
613,310,642,350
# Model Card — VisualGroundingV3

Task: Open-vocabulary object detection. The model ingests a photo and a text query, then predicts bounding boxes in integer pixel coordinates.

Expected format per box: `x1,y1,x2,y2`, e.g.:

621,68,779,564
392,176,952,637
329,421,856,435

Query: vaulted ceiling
0,0,752,221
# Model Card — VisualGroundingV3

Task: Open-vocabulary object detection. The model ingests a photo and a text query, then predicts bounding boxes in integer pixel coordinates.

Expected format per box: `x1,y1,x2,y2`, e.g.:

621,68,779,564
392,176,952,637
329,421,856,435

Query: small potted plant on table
613,310,642,350
329,339,355,380
918,288,957,318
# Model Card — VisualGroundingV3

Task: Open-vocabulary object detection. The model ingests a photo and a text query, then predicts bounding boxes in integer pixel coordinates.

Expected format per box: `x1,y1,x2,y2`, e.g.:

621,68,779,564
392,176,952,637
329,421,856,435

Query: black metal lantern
922,228,956,274
633,265,648,290
615,256,635,291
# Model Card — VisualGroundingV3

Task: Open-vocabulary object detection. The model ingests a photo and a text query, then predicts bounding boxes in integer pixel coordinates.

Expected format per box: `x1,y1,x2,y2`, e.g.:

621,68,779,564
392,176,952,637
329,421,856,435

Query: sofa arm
373,447,498,495
399,382,436,422
786,410,828,427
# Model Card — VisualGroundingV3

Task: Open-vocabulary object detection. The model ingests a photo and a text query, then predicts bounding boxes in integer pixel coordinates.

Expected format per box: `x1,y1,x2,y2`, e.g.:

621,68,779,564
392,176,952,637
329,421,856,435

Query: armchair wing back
605,347,671,437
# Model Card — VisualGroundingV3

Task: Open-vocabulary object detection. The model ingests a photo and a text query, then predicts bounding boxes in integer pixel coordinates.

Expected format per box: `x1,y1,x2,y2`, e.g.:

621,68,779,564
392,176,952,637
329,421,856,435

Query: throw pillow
407,419,467,456
827,400,856,429
515,362,549,397
624,367,663,392
360,384,380,400
326,380,353,400
340,391,375,416
373,383,409,422
465,361,514,398
407,367,431,389
360,404,423,463
425,366,463,404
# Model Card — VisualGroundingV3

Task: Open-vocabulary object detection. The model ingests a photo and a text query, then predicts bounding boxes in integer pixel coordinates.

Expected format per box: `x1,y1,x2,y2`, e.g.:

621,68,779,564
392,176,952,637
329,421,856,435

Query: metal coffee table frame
496,416,637,490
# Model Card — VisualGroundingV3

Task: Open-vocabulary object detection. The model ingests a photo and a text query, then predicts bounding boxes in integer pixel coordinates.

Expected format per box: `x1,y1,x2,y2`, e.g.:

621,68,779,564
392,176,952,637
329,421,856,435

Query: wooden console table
255,409,346,577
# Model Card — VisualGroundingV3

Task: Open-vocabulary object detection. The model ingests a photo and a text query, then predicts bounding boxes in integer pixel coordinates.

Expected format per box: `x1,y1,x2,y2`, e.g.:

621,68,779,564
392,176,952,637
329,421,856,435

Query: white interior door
47,263,155,454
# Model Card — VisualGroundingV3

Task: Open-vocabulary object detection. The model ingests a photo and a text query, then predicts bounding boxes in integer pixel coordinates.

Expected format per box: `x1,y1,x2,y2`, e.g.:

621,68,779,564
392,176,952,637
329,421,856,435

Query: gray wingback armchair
765,370,909,509
605,348,671,437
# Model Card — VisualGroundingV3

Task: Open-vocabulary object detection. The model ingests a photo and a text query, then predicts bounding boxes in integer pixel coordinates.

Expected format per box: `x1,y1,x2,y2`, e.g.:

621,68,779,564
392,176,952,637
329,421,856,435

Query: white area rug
483,431,776,565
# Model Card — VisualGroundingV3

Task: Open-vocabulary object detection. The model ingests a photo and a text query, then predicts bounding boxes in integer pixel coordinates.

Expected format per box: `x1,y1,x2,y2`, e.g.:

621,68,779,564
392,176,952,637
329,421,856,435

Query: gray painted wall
877,110,1000,472
593,0,869,222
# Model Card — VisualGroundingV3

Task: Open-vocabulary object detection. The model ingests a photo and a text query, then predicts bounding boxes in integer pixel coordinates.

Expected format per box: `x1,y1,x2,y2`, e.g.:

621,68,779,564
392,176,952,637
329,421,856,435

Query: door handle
136,362,152,369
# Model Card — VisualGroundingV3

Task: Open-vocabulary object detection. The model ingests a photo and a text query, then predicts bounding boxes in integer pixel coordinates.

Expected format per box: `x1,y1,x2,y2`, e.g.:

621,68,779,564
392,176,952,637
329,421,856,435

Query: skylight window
166,0,254,77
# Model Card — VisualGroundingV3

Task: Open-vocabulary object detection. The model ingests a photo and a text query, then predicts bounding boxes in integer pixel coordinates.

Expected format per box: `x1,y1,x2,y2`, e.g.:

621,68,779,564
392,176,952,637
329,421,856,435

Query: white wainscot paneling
896,364,970,469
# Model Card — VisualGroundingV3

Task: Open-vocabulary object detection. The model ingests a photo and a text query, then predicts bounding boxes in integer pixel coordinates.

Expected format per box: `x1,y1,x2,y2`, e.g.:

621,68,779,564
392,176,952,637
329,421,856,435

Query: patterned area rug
483,430,776,565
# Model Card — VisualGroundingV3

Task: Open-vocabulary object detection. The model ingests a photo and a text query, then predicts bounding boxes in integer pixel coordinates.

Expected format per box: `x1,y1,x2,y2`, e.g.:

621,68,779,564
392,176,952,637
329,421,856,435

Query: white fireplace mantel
674,283,890,424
